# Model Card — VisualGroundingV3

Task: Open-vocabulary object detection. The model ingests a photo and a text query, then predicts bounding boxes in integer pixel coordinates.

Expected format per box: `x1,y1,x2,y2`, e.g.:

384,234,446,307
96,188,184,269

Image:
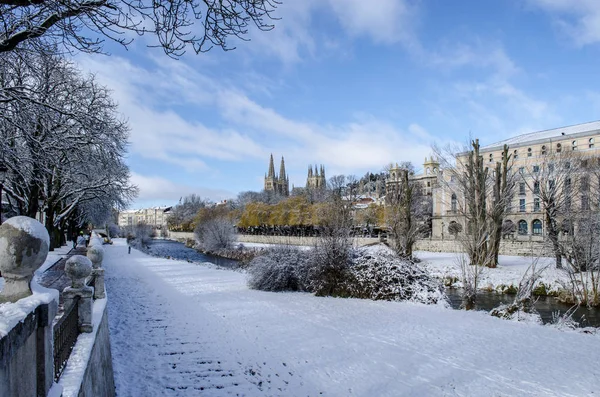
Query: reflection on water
145,239,239,268
445,289,600,327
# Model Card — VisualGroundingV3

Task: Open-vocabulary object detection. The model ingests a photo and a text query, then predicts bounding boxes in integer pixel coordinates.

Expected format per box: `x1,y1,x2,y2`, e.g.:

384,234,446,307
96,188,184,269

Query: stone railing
0,216,114,397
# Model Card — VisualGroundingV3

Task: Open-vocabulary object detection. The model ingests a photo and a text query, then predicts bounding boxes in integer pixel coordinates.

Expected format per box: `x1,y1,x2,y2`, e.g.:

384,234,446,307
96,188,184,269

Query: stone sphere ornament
65,255,93,289
87,245,104,269
0,216,50,302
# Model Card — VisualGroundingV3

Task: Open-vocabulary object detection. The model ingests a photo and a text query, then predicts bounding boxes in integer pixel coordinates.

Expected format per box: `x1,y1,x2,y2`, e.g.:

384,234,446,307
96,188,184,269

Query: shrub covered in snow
195,217,236,253
347,250,446,305
310,232,354,297
247,246,312,292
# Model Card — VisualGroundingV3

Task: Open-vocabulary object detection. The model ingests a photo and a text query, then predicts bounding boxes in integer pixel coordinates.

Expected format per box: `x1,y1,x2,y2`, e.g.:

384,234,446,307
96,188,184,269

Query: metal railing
53,296,80,381
86,273,96,290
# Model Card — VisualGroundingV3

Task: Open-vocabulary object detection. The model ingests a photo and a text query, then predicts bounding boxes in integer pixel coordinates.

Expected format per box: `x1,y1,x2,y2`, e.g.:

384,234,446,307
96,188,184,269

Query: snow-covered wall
74,302,115,397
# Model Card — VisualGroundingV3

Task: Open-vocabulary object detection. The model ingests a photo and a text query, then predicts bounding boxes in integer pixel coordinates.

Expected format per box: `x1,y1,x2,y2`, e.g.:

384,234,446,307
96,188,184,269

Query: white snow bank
0,279,58,337
103,242,600,397
417,250,569,293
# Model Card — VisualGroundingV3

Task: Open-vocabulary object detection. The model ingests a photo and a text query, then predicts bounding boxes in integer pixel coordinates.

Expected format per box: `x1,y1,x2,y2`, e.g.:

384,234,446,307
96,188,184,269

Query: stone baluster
87,244,105,299
0,216,50,303
64,255,93,333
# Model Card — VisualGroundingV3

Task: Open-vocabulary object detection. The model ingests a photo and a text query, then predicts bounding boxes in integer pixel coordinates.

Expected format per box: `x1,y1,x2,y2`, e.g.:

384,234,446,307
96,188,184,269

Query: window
589,138,594,149
427,181,431,187
527,148,532,157
451,193,457,212
519,167,525,174
581,176,589,192
548,163,554,173
489,153,493,162
572,140,577,151
534,198,540,211
582,195,590,211
556,143,562,153
519,183,526,195
450,175,456,182
548,179,556,191
541,145,547,155
534,182,540,194
518,220,528,235
519,199,526,212
533,165,540,173
513,149,518,159
507,196,513,213
532,220,542,235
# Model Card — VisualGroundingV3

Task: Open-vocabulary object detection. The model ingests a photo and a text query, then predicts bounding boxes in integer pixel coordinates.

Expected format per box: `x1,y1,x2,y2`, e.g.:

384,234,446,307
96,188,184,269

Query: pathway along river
147,239,600,327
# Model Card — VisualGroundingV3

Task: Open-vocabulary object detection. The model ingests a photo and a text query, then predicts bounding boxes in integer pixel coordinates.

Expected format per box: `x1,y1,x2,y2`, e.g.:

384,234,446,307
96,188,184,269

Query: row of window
448,219,543,235
450,194,593,213
515,219,543,235
488,138,597,162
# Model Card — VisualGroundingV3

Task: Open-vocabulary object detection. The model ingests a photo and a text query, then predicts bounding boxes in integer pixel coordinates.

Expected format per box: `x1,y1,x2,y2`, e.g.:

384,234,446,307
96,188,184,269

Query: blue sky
74,0,600,208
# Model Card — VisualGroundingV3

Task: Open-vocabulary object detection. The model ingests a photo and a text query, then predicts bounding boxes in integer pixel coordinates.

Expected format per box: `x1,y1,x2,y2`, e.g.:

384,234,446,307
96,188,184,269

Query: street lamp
0,163,8,226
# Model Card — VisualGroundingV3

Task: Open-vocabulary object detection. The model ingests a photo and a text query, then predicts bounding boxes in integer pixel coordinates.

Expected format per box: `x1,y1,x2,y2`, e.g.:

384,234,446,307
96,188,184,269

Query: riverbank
104,239,600,396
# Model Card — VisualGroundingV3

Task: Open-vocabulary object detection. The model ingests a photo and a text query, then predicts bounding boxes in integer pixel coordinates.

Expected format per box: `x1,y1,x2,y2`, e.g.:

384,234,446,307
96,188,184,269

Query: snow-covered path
104,239,600,396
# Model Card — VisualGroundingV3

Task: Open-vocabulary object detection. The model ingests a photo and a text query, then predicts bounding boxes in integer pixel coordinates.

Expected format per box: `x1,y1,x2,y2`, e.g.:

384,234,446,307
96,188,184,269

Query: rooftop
483,121,600,150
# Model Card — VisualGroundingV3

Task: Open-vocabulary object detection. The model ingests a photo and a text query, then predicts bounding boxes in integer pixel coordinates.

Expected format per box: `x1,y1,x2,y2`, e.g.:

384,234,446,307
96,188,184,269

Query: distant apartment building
118,206,171,229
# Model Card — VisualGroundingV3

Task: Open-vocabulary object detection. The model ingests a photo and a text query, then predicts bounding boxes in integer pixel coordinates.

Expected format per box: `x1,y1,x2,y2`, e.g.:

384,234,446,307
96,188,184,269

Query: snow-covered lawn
417,251,568,294
104,239,600,396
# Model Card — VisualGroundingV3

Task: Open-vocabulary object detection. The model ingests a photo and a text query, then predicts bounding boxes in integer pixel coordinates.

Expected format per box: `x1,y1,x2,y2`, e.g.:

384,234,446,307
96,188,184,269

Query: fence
53,296,80,381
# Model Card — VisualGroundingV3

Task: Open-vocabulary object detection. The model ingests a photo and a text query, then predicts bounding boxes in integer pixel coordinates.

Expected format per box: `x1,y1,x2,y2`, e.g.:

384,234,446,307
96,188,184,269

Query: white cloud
327,0,417,44
427,41,519,79
528,0,600,46
130,172,233,204
79,56,267,172
245,0,418,64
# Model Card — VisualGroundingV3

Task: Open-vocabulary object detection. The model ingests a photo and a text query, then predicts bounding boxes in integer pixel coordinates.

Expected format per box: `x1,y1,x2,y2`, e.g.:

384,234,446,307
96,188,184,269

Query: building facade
431,121,600,240
386,157,440,197
264,154,289,196
117,206,171,229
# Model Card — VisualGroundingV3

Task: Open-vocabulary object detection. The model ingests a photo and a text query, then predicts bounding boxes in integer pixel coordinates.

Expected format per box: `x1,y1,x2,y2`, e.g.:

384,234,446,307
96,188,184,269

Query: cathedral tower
263,154,289,196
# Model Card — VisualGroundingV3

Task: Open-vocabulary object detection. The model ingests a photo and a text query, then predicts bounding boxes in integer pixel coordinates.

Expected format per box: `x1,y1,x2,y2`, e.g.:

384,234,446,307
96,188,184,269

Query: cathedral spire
268,154,276,178
308,165,313,177
279,156,287,181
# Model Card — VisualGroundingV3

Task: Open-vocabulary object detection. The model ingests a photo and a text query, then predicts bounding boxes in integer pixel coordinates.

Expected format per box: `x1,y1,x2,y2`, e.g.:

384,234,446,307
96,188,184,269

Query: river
145,239,239,268
148,239,600,327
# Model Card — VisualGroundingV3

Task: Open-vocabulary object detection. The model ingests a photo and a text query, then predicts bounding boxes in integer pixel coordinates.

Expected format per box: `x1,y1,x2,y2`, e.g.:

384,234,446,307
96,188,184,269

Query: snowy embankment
418,251,568,295
104,239,599,396
238,242,569,295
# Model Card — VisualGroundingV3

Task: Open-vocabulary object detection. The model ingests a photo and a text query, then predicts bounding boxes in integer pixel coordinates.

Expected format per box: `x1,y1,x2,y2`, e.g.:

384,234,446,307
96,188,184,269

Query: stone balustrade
64,255,94,333
0,216,114,396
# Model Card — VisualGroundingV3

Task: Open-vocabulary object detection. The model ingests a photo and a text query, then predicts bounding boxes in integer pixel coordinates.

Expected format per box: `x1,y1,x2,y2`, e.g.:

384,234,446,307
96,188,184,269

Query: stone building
306,165,326,190
431,121,600,240
264,154,289,196
386,157,439,197
117,206,170,229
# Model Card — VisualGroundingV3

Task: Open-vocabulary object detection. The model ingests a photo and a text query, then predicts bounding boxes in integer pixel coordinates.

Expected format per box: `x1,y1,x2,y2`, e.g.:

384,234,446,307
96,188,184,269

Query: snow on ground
416,251,568,293
104,238,600,396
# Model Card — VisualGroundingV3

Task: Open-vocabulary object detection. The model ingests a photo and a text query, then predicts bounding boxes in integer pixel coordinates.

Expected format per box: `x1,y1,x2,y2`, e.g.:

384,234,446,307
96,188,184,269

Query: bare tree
519,150,582,269
435,139,514,268
385,162,431,260
0,0,280,56
0,49,136,247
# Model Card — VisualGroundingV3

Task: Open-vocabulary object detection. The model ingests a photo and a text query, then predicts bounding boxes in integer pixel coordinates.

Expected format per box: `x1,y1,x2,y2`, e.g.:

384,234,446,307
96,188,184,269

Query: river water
149,239,600,327
145,239,239,268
